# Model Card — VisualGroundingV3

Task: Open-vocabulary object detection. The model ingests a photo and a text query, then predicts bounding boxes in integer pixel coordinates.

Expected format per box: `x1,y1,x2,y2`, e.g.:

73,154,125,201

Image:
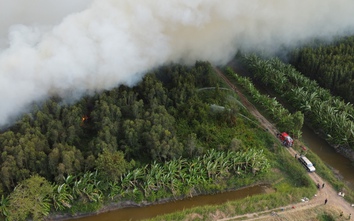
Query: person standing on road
324,199,328,205
322,183,325,188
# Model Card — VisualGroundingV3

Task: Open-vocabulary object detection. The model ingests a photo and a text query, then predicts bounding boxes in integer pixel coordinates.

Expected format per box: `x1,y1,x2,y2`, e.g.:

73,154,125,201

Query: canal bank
61,185,272,221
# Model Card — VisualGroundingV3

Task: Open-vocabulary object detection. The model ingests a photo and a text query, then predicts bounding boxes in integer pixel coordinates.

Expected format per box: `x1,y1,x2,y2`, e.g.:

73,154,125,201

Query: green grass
317,212,336,221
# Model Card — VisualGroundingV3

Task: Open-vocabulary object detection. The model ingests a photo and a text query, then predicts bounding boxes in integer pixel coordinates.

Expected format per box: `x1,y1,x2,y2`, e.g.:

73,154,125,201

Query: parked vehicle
298,155,316,172
277,132,294,147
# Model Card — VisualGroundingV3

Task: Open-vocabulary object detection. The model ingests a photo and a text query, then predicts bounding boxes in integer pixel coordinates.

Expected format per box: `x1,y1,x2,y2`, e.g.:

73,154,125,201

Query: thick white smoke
1,0,354,127
0,0,93,49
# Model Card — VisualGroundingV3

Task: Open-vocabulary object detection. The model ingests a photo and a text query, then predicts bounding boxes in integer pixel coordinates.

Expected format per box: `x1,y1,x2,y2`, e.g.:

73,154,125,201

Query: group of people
340,211,351,220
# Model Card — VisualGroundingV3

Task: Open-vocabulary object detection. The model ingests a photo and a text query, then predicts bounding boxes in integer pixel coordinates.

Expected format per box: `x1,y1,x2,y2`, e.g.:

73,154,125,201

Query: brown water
70,185,270,221
301,125,354,189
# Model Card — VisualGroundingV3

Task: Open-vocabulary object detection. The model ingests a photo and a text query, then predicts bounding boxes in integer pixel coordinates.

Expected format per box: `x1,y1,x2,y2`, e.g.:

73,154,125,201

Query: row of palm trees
242,54,354,149
224,68,304,138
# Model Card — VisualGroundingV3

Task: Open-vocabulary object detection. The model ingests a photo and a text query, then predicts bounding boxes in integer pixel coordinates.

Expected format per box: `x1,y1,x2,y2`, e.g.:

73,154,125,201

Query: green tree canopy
7,175,52,221
95,149,133,182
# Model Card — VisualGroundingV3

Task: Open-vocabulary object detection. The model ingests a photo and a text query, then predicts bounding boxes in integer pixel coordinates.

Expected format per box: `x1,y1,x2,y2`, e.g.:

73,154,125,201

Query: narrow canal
71,185,271,221
301,125,354,189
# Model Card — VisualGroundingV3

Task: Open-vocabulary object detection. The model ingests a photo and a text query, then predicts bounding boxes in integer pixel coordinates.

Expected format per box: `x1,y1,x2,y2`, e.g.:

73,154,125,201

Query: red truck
277,132,294,147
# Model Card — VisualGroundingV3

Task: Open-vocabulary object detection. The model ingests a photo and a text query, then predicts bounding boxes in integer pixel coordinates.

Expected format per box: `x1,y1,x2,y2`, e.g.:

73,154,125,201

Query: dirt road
215,67,354,220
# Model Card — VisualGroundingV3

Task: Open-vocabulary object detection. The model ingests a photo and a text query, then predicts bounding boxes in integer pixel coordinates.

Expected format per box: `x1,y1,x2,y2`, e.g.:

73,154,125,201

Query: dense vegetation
290,36,354,104
241,54,354,151
224,68,304,138
0,62,275,220
150,148,317,221
2,54,350,220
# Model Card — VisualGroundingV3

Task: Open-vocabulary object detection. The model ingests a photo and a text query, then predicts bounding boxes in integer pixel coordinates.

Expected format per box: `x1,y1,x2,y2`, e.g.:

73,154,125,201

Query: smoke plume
1,0,354,127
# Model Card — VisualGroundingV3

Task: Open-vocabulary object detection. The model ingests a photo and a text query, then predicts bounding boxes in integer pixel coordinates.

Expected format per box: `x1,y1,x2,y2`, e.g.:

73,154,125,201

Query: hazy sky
1,0,354,127
0,0,93,48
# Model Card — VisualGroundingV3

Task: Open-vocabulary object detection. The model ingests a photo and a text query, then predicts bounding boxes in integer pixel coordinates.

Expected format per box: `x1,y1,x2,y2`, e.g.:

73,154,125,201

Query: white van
298,155,316,172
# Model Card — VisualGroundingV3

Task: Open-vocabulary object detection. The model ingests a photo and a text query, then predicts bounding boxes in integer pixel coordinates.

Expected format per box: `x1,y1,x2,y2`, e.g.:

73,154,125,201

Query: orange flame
81,115,89,122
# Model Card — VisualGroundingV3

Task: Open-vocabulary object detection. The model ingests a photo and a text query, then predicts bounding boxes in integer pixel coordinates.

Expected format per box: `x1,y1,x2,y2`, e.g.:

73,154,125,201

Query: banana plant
253,54,354,149
0,194,9,218
107,181,122,200
82,183,103,203
51,183,73,211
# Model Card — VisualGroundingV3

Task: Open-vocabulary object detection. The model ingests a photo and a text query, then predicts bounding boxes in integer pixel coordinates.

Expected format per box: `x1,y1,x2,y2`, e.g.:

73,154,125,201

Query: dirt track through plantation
214,67,354,220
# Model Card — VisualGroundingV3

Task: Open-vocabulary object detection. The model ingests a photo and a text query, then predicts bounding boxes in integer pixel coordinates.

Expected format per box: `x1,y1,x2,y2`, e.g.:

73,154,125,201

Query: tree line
290,35,354,104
